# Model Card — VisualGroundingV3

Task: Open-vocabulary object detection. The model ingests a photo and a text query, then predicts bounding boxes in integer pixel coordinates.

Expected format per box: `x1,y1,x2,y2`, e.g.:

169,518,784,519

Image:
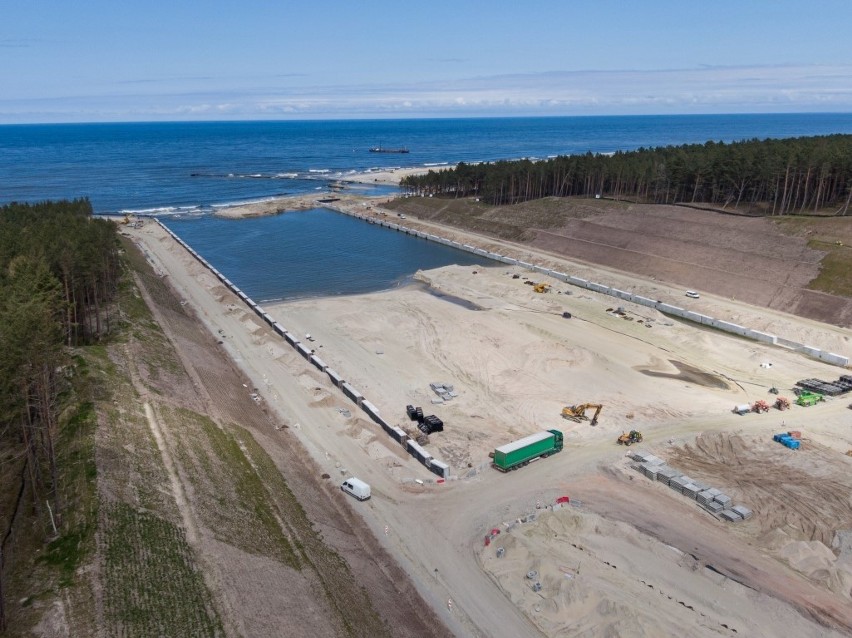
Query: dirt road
124,212,852,637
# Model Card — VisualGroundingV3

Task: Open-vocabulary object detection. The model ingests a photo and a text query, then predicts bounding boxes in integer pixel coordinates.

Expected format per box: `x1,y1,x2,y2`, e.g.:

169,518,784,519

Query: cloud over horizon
2,64,851,123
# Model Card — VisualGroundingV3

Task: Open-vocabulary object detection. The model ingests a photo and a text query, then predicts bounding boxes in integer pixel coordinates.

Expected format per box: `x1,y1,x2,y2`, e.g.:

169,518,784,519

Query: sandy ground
124,206,852,637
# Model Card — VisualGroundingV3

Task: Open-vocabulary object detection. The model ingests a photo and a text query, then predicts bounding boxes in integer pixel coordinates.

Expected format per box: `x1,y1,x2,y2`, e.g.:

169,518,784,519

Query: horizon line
3,110,852,127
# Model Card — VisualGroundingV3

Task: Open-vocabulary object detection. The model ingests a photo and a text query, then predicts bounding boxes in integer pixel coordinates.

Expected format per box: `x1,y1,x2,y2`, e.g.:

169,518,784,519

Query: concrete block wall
340,382,364,406
326,368,343,387
361,400,381,423
430,460,450,479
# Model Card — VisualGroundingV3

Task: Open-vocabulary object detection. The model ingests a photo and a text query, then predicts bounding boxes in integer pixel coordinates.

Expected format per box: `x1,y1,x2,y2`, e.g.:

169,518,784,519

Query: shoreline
212,165,450,219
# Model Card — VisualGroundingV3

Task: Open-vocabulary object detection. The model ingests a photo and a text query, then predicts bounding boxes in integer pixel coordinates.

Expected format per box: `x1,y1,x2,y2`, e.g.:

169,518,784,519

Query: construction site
124,205,852,638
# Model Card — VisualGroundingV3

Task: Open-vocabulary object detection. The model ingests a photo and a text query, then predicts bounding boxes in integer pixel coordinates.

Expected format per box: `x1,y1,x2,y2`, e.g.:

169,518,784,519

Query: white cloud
2,64,852,122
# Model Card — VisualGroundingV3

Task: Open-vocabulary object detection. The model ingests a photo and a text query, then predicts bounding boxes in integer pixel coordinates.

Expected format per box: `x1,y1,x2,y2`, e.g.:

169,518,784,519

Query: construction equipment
561,403,603,425
795,391,824,407
492,429,564,472
533,282,551,293
752,400,770,413
617,430,643,446
122,213,135,225
774,396,790,410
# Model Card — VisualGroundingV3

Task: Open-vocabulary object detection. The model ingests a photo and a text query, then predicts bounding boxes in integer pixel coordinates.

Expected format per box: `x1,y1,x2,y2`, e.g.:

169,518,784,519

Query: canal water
164,208,488,302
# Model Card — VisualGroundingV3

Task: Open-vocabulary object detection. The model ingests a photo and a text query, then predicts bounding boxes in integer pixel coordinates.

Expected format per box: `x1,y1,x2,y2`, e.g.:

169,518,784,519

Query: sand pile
478,507,839,637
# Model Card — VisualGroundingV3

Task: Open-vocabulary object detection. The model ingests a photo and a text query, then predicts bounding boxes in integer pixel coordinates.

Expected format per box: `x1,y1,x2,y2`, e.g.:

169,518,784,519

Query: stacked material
704,501,724,514
641,463,662,480
773,432,801,449
430,382,456,402
655,467,679,486
714,493,732,507
419,415,444,434
796,377,849,396
682,483,701,499
630,451,663,465
629,454,750,522
732,505,753,519
696,489,720,505
669,476,689,494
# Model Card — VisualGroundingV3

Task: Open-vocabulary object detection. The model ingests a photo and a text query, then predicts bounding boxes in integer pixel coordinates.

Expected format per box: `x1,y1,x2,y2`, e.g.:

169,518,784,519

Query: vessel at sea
369,146,409,154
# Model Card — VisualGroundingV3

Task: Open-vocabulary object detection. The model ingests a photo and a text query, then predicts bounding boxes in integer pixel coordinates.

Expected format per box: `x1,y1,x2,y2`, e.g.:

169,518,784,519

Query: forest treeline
400,134,852,214
0,199,121,630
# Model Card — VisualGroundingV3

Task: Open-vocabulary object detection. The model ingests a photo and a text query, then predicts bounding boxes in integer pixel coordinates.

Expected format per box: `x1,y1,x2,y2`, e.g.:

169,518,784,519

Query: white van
341,477,371,501
685,290,700,299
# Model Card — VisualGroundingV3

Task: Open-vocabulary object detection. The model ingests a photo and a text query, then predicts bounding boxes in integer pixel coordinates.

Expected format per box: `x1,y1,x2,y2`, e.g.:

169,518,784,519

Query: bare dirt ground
103,242,453,637
124,209,852,637
388,196,852,327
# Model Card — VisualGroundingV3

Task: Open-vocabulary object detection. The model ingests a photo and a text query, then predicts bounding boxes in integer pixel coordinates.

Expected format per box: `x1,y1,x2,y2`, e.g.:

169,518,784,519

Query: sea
3,114,852,301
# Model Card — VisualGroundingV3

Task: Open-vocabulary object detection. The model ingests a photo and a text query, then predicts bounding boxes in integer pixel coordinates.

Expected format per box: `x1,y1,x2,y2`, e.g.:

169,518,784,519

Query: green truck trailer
492,429,564,472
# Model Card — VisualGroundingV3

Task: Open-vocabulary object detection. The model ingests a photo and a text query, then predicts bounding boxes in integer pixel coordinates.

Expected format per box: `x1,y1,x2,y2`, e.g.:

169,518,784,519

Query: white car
685,290,700,299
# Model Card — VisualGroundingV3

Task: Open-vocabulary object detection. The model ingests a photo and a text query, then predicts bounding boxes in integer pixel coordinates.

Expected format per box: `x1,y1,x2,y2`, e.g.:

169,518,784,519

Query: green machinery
492,429,564,472
795,391,824,407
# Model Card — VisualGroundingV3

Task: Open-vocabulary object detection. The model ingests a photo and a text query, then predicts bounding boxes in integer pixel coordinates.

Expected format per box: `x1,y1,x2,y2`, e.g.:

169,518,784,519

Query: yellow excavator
617,430,643,446
533,282,551,293
561,403,603,425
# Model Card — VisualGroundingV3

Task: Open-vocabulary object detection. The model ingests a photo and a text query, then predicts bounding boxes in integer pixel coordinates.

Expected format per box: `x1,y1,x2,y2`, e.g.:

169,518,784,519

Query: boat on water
369,146,410,154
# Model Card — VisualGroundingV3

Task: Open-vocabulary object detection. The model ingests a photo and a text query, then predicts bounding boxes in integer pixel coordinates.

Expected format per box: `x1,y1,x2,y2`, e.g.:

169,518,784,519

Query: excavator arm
561,403,603,425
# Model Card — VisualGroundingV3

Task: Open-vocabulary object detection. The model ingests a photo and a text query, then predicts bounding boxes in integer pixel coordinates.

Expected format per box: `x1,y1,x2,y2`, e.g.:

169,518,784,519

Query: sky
2,1,852,123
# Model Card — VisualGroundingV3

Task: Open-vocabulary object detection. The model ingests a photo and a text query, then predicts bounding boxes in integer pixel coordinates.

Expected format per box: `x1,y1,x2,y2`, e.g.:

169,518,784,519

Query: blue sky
2,1,852,123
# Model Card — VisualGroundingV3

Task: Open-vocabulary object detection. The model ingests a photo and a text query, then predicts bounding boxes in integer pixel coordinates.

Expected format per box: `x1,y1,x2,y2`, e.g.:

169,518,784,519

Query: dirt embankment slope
95,239,454,638
386,196,852,327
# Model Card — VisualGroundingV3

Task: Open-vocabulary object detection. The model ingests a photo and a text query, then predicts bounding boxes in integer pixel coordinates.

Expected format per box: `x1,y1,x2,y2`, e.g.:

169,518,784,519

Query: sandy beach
124,201,852,637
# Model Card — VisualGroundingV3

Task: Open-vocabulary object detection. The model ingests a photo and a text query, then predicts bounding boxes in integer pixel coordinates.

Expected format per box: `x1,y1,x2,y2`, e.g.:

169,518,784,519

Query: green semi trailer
492,429,564,472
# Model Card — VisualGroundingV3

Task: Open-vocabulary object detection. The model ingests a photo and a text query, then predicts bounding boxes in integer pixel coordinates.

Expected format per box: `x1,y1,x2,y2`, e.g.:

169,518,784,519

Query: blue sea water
3,114,852,214
3,114,852,299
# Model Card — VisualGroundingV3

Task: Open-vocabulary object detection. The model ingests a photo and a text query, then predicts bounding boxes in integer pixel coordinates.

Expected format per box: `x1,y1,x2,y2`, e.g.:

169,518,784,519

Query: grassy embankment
773,216,852,298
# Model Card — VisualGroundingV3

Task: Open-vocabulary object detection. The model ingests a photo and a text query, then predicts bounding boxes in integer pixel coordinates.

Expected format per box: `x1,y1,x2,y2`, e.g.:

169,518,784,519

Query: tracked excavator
561,403,603,425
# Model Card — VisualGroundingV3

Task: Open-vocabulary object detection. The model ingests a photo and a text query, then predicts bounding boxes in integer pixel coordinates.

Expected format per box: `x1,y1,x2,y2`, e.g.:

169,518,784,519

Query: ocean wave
194,171,306,180
423,162,449,167
118,204,202,215
210,196,280,209
308,169,330,174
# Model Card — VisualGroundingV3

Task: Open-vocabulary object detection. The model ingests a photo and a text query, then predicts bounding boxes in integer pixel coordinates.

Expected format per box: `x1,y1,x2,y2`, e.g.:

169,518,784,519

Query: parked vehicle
617,430,643,445
492,429,564,472
341,477,371,501
795,391,824,407
685,290,700,298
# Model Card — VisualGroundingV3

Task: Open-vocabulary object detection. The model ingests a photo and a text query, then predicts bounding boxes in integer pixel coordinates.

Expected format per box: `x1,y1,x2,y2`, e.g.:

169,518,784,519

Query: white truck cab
341,477,371,501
